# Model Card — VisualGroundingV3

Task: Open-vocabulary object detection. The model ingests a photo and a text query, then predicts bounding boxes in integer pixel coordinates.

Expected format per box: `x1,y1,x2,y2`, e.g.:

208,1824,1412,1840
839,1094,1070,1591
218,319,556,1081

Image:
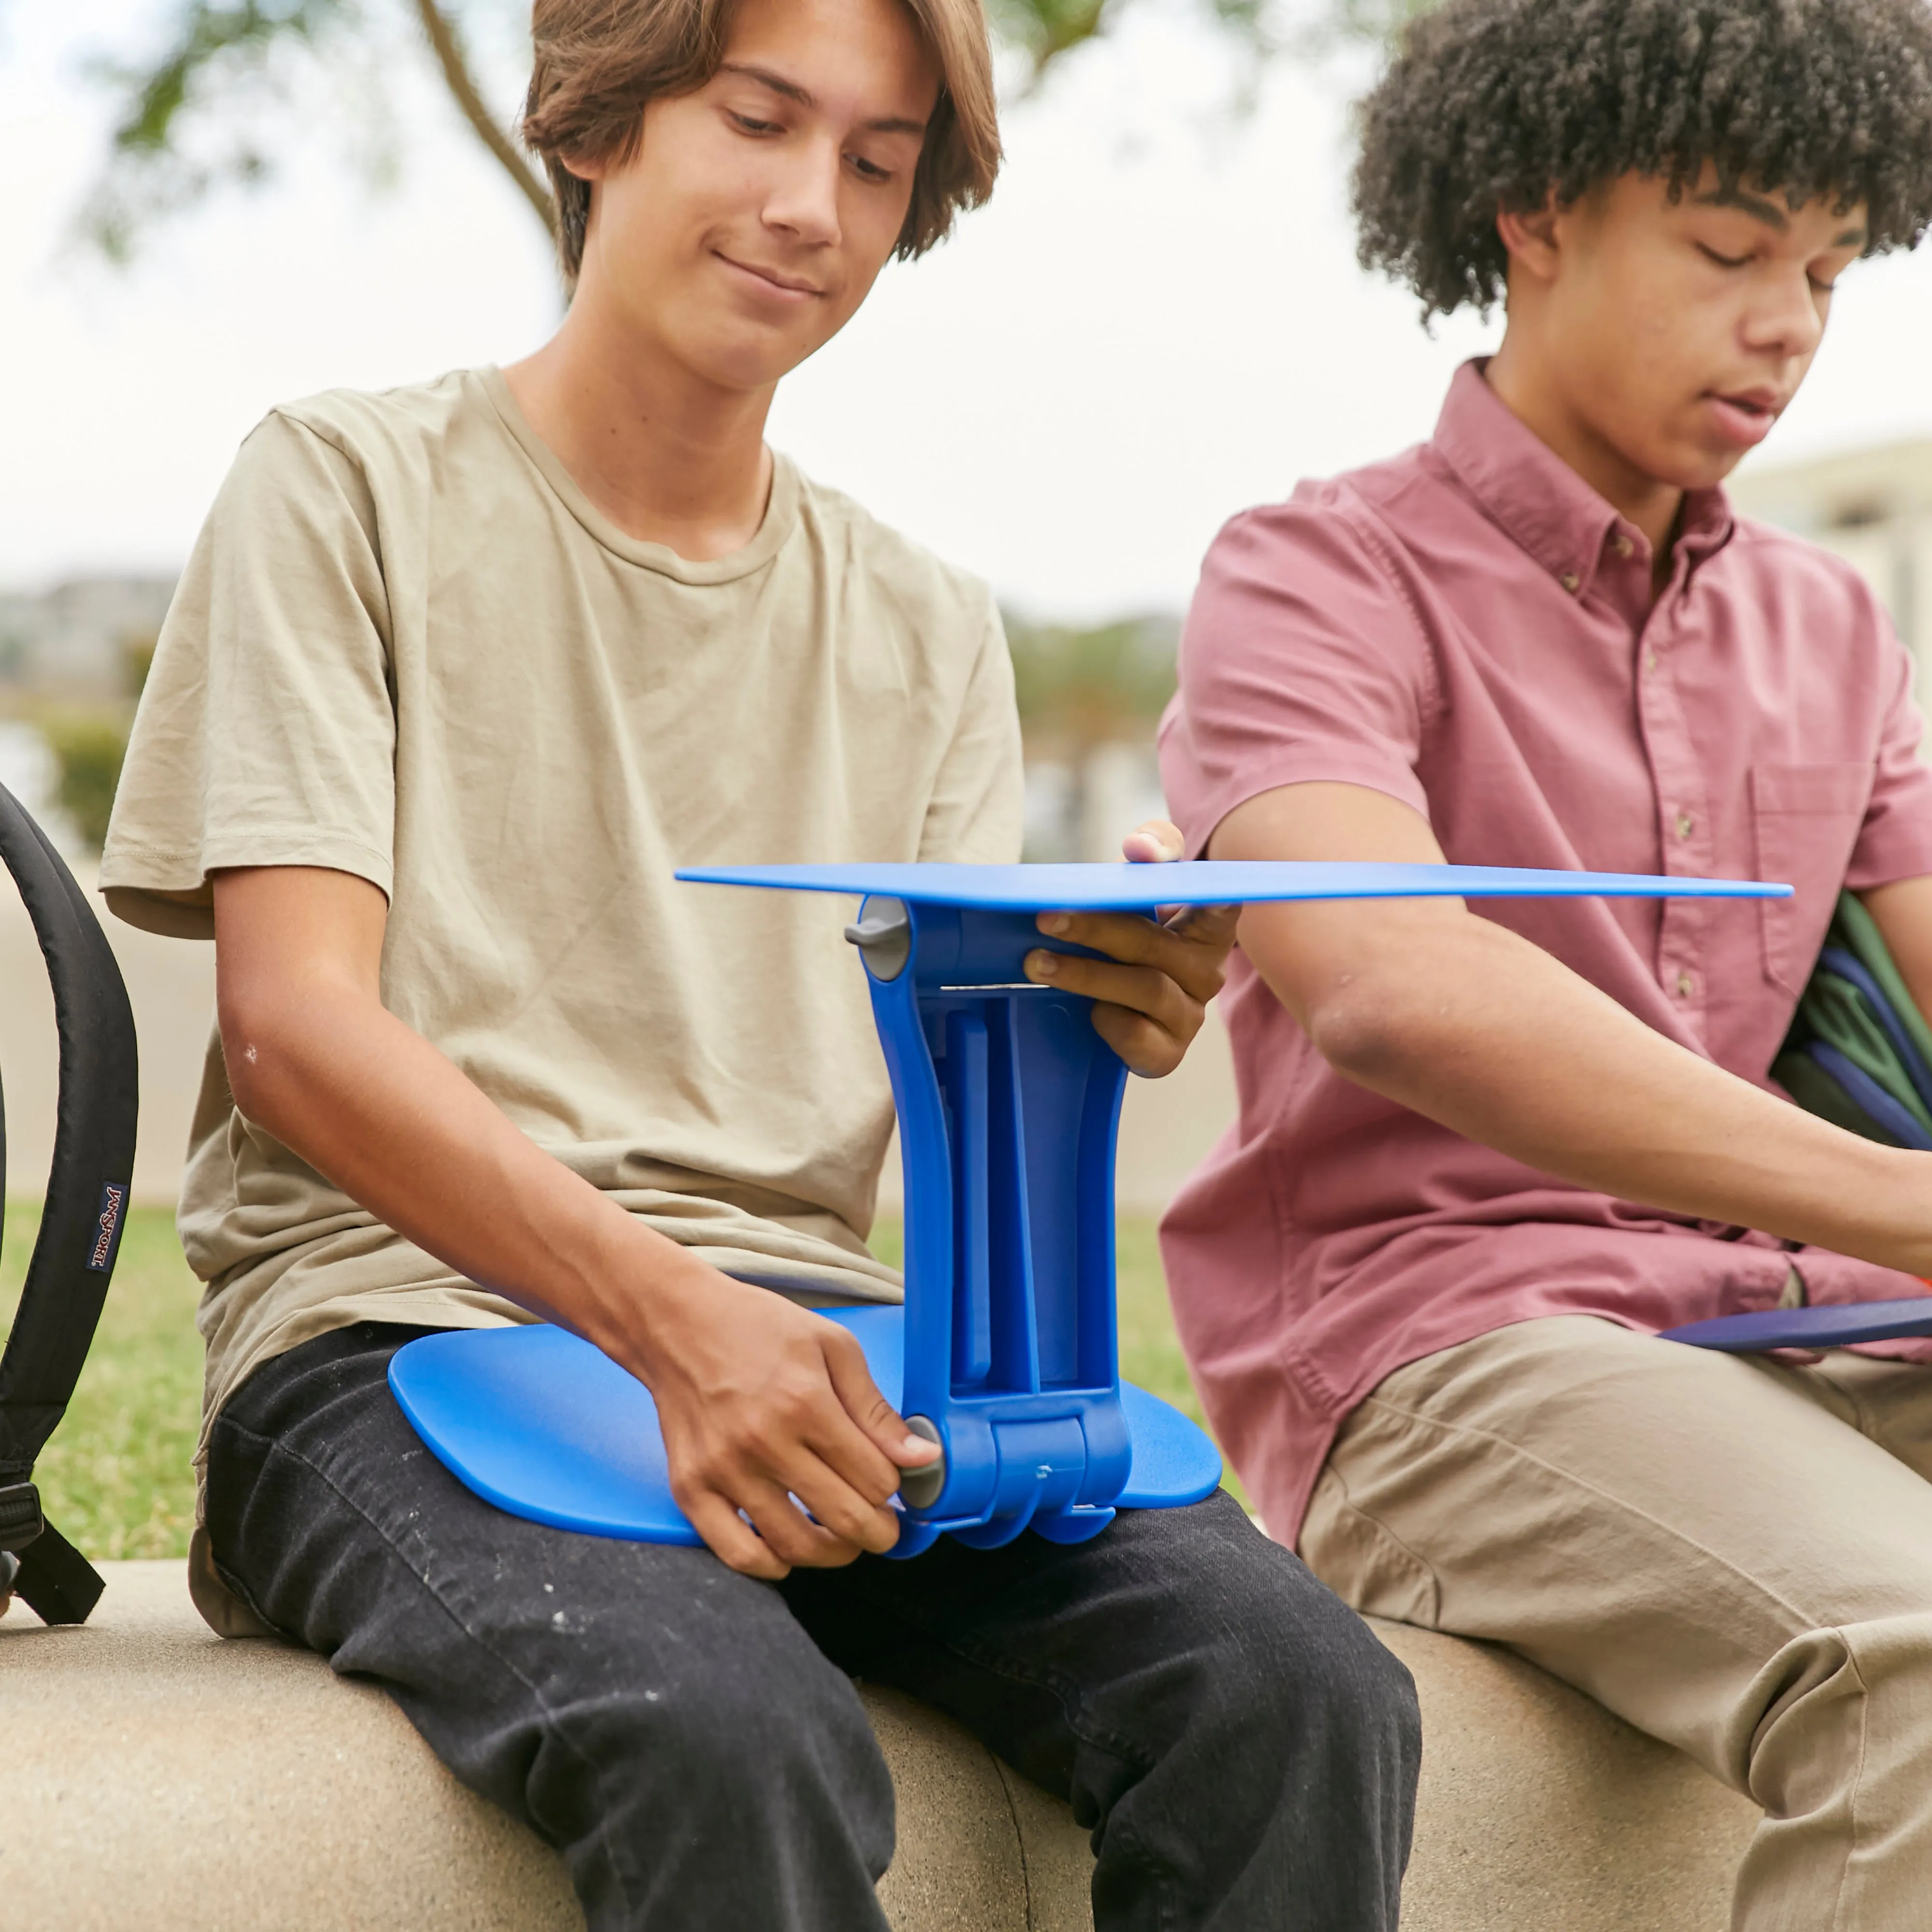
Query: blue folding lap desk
390,860,1793,1558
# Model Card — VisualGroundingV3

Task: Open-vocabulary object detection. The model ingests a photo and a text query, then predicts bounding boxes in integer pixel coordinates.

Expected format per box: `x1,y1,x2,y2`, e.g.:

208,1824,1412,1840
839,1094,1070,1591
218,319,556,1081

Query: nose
1743,263,1827,363
763,135,843,251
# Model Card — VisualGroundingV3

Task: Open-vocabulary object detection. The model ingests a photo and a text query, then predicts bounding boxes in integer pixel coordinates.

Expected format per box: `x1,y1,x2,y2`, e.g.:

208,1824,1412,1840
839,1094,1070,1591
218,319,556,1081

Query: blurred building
1731,440,1932,689
0,574,176,698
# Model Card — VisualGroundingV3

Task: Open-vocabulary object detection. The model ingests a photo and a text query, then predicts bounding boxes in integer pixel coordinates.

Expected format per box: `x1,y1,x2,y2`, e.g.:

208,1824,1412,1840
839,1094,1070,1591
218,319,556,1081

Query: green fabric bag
1775,893,1932,1149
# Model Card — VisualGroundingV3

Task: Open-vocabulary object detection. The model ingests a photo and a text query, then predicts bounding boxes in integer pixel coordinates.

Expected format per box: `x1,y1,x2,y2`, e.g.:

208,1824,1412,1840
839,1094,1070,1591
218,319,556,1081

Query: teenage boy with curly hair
61,0,1421,1925
1158,0,1932,1920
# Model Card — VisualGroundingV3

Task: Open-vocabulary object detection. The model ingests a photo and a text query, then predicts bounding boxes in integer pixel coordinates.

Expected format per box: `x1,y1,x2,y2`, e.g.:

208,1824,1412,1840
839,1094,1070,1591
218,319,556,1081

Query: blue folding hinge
841,892,1139,1553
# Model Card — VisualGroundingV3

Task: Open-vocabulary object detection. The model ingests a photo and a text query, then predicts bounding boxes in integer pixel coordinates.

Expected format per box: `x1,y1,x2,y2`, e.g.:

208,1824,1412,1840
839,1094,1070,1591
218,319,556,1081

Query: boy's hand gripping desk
389,860,1790,1556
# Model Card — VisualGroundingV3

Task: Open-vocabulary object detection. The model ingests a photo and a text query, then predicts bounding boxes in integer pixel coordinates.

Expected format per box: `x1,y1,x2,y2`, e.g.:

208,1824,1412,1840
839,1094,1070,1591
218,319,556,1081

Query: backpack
0,782,138,1623
1776,892,1932,1151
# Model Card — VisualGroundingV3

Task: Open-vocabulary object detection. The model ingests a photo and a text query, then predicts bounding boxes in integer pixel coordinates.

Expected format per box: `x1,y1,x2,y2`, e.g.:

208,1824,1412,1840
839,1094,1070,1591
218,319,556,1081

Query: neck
503,293,775,562
1484,337,1684,582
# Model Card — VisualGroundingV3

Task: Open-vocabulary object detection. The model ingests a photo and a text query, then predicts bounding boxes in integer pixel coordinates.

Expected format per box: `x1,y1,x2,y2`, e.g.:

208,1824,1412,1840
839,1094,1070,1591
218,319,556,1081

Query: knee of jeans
596,1648,894,1823
1218,1572,1422,1774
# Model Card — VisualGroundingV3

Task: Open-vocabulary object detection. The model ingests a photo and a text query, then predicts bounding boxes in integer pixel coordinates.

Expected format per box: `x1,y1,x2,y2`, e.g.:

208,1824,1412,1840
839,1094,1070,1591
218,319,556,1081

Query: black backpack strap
0,781,139,1624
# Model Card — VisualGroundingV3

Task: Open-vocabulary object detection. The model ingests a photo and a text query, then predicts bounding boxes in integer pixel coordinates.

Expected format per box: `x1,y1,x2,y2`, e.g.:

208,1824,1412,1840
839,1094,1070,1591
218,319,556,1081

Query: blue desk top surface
676,860,1791,911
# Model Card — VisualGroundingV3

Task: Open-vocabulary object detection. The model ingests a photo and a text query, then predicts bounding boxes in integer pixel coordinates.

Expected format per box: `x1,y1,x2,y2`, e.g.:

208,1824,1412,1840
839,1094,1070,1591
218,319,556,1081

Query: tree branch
409,0,557,244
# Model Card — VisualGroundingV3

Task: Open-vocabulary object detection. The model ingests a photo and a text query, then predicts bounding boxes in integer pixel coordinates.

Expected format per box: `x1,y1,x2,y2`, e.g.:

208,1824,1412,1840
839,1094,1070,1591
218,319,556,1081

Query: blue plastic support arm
389,859,1791,1558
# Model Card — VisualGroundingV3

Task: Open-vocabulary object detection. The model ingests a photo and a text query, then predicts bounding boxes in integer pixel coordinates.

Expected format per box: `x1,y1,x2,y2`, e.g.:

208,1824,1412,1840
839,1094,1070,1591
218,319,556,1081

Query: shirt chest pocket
1750,762,1874,994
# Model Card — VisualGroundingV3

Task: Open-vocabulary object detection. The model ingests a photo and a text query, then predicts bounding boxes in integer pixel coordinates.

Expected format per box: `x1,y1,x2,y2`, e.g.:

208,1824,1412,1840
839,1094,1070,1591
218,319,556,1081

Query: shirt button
1676,811,1695,838
1613,533,1634,559
1676,969,1696,998
1560,571,1581,594
1645,650,1660,672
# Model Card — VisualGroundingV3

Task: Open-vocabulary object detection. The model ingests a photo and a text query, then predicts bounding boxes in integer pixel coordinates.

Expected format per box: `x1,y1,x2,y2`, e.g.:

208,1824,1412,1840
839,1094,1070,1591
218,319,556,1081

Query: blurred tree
85,0,556,261
1006,611,1177,756
1006,611,1178,858
39,712,129,851
81,0,1440,260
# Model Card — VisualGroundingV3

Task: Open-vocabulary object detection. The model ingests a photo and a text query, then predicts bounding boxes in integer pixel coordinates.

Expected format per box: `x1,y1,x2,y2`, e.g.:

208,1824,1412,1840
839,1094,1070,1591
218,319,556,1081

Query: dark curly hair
1352,0,1932,319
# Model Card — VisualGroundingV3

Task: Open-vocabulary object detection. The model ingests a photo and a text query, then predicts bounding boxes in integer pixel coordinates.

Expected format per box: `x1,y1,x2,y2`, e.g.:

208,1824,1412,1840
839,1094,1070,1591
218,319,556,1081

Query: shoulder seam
1325,491,1446,728
265,406,363,473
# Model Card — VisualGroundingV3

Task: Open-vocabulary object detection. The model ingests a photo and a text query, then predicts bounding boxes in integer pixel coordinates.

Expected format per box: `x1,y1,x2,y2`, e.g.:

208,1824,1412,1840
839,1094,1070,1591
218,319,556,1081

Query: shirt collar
1429,360,1734,603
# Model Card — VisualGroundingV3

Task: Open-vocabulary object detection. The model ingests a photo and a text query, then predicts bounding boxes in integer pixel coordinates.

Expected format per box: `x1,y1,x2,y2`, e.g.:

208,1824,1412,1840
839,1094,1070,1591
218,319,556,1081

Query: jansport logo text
87,1182,127,1273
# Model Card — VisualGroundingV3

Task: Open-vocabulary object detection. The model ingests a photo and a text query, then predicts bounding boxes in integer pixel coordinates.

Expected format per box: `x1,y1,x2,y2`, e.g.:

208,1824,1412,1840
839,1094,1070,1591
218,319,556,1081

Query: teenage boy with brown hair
71,0,1420,1925
1157,0,1932,1922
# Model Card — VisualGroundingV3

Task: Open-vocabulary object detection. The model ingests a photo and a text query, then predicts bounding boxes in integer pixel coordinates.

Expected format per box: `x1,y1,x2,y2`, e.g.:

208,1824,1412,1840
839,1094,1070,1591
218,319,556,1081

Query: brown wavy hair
523,0,1002,287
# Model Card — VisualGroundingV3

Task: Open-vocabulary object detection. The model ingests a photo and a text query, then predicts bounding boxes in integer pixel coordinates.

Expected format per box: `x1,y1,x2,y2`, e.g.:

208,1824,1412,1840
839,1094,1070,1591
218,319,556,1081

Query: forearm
223,977,709,1375
1245,897,1932,1272
1214,782,1932,1276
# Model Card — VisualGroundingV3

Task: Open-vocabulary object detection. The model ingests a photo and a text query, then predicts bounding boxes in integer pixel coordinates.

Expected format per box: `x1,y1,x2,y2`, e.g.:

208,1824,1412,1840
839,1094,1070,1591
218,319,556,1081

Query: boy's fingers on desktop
1034,952,1190,1027
1035,908,1230,1007
1024,952,1198,1068
1163,900,1243,948
1120,818,1185,864
1090,1000,1189,1079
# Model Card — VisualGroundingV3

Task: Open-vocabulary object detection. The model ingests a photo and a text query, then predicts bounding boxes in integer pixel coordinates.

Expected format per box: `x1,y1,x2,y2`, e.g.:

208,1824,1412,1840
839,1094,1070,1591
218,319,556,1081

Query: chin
1634,434,1746,496
677,329,809,395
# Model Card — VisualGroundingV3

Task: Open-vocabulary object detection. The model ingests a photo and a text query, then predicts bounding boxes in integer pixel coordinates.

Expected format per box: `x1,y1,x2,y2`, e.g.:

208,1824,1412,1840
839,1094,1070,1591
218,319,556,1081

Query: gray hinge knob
898,1415,946,1510
844,895,912,982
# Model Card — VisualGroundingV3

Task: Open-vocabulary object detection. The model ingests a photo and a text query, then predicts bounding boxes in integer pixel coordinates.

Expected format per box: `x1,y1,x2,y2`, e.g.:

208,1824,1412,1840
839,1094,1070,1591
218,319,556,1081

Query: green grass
1,1202,204,1560
0,1203,1237,1564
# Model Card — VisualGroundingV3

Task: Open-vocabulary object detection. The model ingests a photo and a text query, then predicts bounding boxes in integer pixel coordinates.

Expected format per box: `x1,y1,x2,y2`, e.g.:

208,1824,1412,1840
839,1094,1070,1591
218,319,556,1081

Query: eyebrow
717,62,929,137
1692,184,1867,248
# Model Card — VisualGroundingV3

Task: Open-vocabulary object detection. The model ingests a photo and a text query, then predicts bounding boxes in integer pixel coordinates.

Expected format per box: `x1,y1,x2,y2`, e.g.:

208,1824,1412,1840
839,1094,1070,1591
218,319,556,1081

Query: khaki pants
1300,1310,1932,1932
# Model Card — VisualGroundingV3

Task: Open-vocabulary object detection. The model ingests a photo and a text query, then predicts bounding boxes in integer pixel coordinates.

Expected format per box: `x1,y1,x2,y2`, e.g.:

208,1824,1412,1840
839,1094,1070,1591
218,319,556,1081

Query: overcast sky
5,2,1931,621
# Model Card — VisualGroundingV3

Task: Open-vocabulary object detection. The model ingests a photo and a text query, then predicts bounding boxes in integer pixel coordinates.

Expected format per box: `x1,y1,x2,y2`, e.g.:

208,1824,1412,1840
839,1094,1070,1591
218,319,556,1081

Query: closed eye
848,154,893,183
728,112,784,136
1697,243,1753,270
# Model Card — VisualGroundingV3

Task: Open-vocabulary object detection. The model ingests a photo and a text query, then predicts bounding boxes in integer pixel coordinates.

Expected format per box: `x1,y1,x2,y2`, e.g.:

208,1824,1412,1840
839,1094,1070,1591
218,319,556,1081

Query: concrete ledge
0,1561,1090,1932
1375,1622,1758,1932
0,1563,1758,1930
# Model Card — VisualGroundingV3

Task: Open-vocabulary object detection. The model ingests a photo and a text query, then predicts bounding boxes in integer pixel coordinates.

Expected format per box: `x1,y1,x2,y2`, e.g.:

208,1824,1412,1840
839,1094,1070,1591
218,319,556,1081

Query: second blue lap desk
391,859,1791,1558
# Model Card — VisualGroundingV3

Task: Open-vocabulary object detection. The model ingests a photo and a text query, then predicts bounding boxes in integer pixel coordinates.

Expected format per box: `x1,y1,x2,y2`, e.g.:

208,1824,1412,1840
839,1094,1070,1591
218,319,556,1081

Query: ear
558,149,609,185
1496,192,1563,288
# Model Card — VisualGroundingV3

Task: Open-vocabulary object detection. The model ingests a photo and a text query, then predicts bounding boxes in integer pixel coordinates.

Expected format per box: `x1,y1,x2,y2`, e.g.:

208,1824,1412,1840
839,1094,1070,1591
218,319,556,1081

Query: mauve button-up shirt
1158,361,1932,1547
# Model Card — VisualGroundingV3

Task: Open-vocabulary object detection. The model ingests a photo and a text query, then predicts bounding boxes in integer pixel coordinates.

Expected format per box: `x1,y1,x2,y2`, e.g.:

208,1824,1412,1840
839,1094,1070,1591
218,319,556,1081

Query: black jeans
206,1322,1419,1931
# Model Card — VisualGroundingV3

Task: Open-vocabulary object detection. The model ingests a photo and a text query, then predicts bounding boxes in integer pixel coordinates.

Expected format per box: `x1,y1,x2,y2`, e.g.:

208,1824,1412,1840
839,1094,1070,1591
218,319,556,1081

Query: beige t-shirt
101,366,1023,1441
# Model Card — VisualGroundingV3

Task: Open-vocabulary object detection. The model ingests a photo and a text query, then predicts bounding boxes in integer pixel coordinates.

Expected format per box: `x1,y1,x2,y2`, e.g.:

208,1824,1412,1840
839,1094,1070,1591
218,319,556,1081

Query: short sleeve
1159,497,1434,859
1845,604,1932,893
918,596,1025,864
100,411,398,939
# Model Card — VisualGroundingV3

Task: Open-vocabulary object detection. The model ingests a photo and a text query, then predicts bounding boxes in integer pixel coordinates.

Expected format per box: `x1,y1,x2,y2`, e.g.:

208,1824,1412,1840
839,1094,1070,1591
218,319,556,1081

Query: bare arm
213,864,925,1580
1215,782,1932,1277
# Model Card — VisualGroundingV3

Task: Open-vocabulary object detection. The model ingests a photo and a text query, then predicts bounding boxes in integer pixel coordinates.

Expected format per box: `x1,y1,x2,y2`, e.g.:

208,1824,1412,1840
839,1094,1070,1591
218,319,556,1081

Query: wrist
555,1207,720,1385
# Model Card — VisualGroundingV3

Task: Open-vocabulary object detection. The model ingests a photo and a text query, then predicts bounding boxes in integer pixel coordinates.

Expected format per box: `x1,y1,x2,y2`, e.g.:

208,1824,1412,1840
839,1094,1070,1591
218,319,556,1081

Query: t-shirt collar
478,364,800,584
1429,359,1734,602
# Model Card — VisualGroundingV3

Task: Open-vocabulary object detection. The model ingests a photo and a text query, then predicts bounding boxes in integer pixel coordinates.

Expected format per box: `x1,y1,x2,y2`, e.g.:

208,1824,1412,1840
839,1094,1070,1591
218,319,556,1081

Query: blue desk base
390,1307,1223,1555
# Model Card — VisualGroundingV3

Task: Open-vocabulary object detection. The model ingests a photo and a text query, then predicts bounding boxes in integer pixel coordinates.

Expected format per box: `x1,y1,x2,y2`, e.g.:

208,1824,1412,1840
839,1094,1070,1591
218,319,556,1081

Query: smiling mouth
1710,391,1782,422
715,251,822,299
